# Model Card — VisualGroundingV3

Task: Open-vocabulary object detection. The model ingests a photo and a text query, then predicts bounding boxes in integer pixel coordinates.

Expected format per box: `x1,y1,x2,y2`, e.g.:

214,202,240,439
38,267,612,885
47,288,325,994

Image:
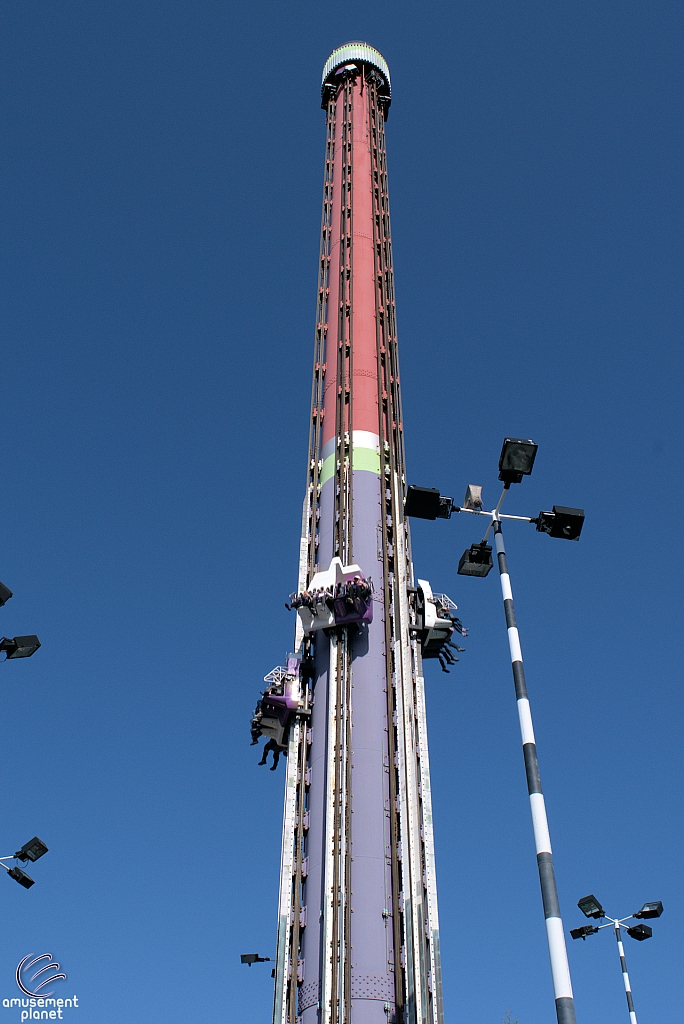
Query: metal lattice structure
269,43,445,1024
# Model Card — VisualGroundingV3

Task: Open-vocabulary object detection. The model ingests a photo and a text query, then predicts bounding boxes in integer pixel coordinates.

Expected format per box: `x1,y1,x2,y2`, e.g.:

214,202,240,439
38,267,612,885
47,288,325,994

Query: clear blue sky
1,2,681,1021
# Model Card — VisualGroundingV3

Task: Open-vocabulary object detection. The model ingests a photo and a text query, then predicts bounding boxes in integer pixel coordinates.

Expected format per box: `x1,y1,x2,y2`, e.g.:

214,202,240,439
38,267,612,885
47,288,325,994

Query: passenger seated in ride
287,585,337,614
344,579,357,610
287,565,373,630
345,575,372,607
250,700,264,744
250,716,262,745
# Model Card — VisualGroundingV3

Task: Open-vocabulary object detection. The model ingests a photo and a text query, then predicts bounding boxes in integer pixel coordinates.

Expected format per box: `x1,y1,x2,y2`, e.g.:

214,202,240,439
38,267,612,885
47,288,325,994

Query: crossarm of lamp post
596,916,637,930
451,488,539,546
456,508,537,523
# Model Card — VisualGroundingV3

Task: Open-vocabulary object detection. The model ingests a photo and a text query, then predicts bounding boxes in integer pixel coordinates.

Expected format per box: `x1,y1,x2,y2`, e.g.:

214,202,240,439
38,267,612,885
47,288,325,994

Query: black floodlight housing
241,953,271,966
458,542,494,578
570,925,599,940
498,438,538,485
627,924,652,941
8,866,34,889
404,485,453,521
0,635,41,659
634,901,663,920
15,837,48,863
0,582,12,607
578,894,604,919
537,507,585,541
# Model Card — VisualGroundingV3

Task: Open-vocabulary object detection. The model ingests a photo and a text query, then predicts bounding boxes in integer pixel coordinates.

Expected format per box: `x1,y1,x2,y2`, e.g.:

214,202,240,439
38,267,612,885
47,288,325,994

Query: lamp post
404,439,584,1024
571,896,662,1024
0,836,49,889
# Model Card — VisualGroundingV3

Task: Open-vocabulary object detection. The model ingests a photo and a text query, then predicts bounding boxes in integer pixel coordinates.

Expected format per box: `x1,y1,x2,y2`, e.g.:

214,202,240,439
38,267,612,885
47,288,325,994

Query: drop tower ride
257,43,463,1024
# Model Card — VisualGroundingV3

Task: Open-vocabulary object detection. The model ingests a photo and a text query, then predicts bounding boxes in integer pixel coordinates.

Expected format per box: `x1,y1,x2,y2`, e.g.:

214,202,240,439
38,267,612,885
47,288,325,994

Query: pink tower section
321,73,381,449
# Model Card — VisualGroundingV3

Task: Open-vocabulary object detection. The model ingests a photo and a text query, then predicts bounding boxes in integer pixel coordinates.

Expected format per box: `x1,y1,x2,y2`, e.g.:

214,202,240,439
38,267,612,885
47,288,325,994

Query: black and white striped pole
571,896,663,1024
615,923,638,1024
404,438,586,1024
493,516,576,1024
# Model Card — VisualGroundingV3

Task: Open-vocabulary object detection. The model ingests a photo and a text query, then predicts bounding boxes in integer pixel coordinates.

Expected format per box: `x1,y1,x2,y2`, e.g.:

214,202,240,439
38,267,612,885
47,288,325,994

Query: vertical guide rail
330,634,343,1024
327,71,355,1024
368,67,444,1024
273,498,314,1024
340,77,354,1019
289,728,309,1022
615,924,638,1024
340,634,352,1024
393,502,425,1023
273,718,303,1024
328,630,351,1024
307,91,336,577
314,73,355,1024
369,69,406,1020
492,520,577,1024
320,635,340,1024
274,90,336,1024
412,647,445,1024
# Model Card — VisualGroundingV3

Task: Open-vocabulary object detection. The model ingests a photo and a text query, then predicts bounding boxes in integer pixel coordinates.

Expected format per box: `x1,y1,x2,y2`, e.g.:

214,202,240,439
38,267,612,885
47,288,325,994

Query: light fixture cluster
403,438,585,579
0,578,45,888
0,577,40,659
571,894,663,1019
573,894,663,942
1,836,49,889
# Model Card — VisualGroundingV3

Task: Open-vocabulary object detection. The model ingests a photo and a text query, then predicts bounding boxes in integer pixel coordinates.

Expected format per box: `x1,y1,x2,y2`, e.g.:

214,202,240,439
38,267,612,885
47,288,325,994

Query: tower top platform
321,42,391,112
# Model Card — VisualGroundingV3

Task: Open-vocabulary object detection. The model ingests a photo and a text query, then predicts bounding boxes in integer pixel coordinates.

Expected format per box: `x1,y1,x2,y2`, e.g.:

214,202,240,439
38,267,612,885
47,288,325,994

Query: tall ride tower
254,42,463,1024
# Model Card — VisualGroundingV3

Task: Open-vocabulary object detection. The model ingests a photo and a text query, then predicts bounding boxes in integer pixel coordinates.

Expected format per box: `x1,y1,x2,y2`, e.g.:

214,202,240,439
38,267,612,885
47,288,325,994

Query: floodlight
15,837,48,863
463,485,483,510
536,506,585,541
626,924,652,941
0,635,41,659
8,866,34,889
634,901,663,920
457,543,493,577
404,486,453,520
498,438,538,485
578,894,604,919
241,953,271,966
570,925,599,940
0,582,12,607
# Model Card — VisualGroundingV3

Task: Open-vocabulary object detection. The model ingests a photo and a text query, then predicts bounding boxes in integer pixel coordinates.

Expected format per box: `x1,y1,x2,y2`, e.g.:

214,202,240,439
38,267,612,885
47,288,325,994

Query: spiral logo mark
16,955,67,998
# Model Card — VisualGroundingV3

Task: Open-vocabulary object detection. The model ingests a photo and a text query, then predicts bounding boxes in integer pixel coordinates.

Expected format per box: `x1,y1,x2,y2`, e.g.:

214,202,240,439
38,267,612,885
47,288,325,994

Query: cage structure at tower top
321,41,391,114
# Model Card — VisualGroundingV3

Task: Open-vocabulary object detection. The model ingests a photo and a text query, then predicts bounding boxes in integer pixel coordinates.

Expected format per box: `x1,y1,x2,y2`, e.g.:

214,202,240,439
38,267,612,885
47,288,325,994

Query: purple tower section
302,466,393,1024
